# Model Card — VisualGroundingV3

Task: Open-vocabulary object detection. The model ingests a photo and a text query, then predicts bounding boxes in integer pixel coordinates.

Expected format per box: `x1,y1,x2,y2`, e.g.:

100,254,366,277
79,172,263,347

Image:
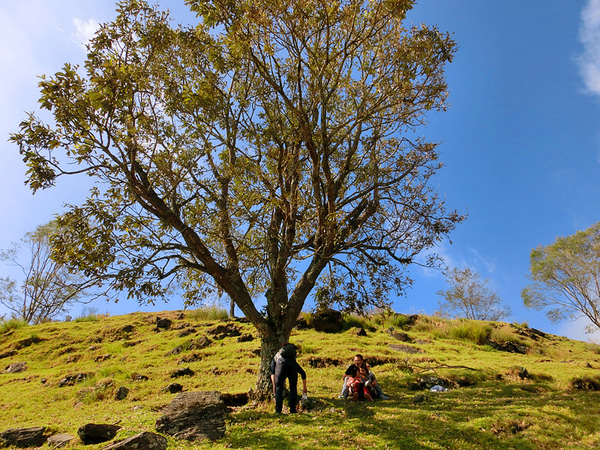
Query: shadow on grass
223,384,600,449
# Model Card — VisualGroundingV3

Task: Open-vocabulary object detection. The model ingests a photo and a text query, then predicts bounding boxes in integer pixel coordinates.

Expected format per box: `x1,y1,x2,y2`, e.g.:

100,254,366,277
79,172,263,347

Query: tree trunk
229,298,235,318
251,330,291,401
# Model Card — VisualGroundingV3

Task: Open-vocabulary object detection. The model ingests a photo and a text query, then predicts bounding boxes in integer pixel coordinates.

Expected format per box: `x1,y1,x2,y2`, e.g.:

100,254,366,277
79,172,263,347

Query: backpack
280,343,297,359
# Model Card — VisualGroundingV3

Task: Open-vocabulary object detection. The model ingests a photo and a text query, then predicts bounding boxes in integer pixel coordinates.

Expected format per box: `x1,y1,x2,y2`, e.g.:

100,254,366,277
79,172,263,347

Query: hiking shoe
380,394,389,400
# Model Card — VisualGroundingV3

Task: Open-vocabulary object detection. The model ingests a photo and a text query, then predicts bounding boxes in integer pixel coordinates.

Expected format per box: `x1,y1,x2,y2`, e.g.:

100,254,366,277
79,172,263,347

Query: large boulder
155,391,227,441
77,423,121,445
312,309,343,333
103,431,167,450
0,427,47,448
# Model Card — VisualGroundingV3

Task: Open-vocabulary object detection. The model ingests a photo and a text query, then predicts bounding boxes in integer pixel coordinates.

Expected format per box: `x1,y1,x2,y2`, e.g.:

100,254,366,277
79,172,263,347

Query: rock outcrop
155,391,227,441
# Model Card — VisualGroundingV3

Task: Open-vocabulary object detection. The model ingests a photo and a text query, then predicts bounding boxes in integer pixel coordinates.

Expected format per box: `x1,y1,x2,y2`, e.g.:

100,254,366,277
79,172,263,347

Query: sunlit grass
0,318,28,334
2,310,600,449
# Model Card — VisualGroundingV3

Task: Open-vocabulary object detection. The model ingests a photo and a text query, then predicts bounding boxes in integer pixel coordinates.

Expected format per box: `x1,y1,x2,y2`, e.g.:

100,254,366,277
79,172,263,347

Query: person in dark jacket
270,343,307,414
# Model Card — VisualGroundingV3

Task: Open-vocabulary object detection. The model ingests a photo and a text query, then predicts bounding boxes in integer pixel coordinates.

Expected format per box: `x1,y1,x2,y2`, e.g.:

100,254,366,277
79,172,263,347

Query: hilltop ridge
2,309,600,449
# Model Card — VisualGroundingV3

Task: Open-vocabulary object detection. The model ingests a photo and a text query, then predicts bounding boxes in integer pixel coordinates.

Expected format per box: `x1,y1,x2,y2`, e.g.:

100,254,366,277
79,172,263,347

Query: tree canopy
0,222,94,323
11,0,462,391
522,222,600,333
436,267,511,321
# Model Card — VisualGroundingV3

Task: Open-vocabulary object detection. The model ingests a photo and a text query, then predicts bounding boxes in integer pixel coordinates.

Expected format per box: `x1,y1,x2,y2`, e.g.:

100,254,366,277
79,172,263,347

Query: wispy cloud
559,315,600,343
578,0,600,97
72,17,99,49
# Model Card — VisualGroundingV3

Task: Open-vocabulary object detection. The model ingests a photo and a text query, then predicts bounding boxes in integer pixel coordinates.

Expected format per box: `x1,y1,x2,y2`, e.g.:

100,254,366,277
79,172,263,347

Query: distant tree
0,222,95,323
436,267,511,321
522,222,600,333
11,0,462,394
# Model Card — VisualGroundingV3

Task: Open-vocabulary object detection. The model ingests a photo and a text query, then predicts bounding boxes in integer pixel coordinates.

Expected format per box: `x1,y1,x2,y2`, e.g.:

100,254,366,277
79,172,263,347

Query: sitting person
338,354,389,400
346,366,373,402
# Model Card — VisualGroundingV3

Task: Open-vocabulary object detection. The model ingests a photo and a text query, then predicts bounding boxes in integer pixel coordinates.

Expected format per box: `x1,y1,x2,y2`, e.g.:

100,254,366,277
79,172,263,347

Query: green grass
0,318,28,333
449,319,493,345
2,310,600,449
188,305,229,321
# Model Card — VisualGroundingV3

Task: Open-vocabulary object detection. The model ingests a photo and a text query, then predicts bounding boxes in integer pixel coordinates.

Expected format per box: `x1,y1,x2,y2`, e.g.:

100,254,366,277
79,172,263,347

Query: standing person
270,343,308,414
338,354,389,400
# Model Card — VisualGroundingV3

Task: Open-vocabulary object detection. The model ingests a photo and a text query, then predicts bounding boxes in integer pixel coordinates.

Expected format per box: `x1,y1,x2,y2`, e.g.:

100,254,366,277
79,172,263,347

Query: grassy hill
2,309,600,449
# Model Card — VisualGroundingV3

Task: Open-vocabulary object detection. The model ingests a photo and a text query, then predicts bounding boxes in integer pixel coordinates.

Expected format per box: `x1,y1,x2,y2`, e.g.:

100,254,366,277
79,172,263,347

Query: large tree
522,222,600,333
11,0,462,394
0,222,94,323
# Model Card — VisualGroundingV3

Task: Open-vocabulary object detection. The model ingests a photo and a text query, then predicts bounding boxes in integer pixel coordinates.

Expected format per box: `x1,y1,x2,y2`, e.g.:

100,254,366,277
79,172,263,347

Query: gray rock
237,333,254,342
387,328,412,342
121,325,135,334
115,386,129,400
486,339,529,354
155,391,227,441
77,423,121,445
417,376,446,389
188,336,212,350
0,427,47,448
3,361,27,374
156,317,172,331
170,367,195,378
412,394,426,404
177,328,196,338
103,431,167,450
47,433,75,448
163,383,183,394
59,372,92,387
207,324,241,339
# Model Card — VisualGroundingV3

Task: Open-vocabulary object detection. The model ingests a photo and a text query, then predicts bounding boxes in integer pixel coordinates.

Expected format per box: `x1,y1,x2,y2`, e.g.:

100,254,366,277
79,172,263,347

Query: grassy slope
2,311,600,449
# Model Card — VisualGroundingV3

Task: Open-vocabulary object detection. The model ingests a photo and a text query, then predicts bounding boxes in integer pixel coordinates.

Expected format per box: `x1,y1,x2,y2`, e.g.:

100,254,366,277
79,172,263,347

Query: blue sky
1,1,599,341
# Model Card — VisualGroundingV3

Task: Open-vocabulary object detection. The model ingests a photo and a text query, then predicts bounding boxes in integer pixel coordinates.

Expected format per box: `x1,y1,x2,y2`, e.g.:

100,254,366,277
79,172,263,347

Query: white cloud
72,17,99,49
578,0,600,97
559,315,600,342
468,247,497,274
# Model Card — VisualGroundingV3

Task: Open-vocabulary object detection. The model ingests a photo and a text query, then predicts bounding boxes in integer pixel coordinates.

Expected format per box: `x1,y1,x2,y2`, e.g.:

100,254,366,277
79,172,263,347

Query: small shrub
75,307,101,323
388,314,412,329
449,320,492,345
583,342,600,355
490,327,526,346
296,342,319,355
0,318,28,334
75,315,99,323
413,316,450,338
97,366,129,380
188,305,229,321
341,314,373,331
77,378,114,404
571,375,600,391
445,370,488,387
491,419,531,435
299,311,313,327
